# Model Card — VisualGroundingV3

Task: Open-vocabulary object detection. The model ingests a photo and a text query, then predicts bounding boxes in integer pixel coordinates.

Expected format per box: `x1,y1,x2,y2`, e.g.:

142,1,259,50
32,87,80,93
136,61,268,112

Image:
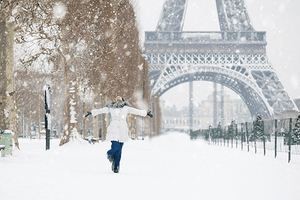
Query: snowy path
1,132,300,200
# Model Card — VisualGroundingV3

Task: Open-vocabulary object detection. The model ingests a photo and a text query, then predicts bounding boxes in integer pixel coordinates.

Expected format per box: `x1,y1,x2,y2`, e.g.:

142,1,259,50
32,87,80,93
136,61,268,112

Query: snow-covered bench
85,137,100,144
0,144,6,151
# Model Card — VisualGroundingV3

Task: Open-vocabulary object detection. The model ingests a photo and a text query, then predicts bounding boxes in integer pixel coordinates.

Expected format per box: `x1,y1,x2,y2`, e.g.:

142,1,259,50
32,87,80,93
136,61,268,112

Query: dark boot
113,165,119,173
112,160,116,172
107,154,114,163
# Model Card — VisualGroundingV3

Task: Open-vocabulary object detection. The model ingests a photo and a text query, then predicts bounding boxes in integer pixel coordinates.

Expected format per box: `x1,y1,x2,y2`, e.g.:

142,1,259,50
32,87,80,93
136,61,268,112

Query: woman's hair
115,96,123,104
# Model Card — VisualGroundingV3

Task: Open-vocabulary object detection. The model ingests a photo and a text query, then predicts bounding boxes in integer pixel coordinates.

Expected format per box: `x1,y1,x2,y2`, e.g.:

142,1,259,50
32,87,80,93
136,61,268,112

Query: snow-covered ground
1,132,300,200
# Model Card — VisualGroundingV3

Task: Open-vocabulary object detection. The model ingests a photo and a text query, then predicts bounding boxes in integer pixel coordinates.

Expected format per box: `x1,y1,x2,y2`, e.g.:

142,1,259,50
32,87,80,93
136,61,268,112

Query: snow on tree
291,115,300,144
52,2,67,19
11,0,152,145
228,120,236,139
249,115,265,141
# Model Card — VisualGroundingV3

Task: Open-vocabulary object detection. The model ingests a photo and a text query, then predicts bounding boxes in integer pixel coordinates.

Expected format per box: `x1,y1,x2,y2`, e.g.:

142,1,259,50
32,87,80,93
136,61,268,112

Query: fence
191,117,300,163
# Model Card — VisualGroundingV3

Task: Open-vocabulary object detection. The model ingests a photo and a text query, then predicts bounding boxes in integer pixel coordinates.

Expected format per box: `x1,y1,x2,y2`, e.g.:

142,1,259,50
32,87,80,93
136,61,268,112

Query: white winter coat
91,101,146,142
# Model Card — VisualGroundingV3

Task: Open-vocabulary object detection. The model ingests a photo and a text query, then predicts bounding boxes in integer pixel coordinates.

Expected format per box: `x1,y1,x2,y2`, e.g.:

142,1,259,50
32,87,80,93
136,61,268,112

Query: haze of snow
1,132,300,200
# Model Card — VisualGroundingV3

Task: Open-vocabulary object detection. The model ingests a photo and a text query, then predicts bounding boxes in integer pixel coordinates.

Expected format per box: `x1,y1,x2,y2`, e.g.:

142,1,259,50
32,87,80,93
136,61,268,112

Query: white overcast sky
137,0,300,109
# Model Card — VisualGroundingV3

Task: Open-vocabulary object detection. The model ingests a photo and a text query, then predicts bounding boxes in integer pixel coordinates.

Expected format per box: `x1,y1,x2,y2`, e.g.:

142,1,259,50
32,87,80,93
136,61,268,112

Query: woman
85,96,153,173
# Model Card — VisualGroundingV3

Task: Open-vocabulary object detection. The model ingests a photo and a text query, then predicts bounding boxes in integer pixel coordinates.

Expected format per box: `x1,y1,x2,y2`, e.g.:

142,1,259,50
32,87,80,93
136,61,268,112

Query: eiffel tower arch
144,0,298,118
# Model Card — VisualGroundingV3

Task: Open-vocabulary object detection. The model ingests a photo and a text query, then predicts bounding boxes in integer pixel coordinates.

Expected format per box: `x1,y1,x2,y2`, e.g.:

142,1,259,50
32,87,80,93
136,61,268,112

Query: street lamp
44,84,51,150
141,53,148,140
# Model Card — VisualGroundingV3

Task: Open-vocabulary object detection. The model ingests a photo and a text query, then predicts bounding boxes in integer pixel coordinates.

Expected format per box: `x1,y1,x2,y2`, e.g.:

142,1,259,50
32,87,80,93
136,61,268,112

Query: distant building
200,91,252,128
161,91,252,130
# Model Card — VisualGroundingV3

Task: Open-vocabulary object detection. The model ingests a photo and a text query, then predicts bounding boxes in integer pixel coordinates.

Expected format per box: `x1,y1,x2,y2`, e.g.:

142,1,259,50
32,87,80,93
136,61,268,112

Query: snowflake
53,3,67,19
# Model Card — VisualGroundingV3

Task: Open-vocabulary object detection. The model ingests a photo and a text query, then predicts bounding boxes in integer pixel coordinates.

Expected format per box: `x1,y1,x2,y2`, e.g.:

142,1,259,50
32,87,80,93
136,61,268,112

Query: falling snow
52,2,67,19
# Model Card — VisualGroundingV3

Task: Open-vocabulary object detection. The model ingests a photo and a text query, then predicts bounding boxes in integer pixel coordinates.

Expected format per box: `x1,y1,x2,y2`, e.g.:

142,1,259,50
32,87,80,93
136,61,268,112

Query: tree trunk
93,89,99,142
84,101,89,139
82,101,86,139
38,104,41,139
69,78,80,138
0,20,19,149
58,123,61,139
29,108,32,140
127,114,136,139
59,25,81,145
60,69,80,145
101,95,107,141
59,57,71,146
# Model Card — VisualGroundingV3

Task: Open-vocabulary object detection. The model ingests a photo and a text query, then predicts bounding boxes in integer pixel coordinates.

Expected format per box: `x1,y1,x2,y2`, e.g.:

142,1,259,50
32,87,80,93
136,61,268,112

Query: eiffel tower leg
189,80,193,132
252,70,298,115
213,82,218,128
221,85,225,127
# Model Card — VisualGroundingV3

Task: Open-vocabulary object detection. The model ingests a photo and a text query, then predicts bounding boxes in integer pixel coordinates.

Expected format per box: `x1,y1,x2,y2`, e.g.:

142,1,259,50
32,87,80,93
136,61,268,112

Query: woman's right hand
85,111,92,118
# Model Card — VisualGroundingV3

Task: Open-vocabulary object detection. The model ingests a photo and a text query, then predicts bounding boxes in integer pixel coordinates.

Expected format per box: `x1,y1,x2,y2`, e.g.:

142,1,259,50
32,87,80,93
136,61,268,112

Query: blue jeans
107,141,124,169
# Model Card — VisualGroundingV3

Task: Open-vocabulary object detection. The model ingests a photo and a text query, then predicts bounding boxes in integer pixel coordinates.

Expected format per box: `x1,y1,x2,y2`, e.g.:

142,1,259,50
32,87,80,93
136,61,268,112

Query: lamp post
141,53,148,140
44,84,51,150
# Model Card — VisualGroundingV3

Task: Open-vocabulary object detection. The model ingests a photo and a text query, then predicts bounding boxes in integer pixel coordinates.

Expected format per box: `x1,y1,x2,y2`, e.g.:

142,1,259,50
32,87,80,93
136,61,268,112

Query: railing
145,31,266,43
191,117,300,163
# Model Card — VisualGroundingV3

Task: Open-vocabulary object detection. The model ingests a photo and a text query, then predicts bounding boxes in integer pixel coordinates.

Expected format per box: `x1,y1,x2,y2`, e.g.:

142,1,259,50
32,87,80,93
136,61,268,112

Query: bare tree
0,0,20,148
14,0,87,145
7,0,152,146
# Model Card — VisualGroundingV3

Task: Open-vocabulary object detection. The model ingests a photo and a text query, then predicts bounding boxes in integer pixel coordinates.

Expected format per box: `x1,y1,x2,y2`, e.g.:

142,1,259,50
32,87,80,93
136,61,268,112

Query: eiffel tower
144,0,298,123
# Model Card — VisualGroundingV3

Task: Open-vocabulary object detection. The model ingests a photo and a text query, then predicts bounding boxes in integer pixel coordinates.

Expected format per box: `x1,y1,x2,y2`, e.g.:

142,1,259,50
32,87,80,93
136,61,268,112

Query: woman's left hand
147,111,153,118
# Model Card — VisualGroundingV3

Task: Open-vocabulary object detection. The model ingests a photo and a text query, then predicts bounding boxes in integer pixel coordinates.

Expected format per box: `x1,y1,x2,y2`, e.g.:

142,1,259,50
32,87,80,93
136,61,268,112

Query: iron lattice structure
156,0,188,31
144,0,298,117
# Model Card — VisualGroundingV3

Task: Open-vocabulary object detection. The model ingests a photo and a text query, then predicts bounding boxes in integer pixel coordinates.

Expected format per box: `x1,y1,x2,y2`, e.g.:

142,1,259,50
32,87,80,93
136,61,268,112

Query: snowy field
1,132,300,200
